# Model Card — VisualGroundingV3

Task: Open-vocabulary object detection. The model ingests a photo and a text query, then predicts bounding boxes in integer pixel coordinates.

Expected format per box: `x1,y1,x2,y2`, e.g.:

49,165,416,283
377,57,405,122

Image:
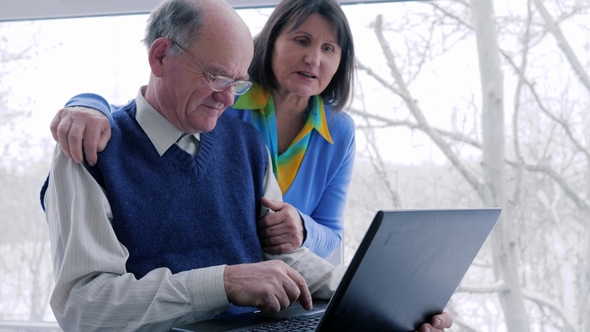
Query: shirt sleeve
44,146,231,332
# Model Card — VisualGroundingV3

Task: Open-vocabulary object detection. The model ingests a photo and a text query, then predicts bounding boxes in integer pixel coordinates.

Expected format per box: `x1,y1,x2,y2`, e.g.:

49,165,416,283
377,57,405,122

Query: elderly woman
50,0,355,260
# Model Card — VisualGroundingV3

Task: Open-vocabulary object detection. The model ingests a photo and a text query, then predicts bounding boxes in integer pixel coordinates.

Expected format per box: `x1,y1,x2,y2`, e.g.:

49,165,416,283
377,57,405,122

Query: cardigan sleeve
300,129,355,258
64,93,121,124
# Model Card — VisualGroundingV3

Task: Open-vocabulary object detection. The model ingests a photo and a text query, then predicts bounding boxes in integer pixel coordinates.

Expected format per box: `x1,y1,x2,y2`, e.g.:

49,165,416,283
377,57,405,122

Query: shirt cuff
188,265,231,319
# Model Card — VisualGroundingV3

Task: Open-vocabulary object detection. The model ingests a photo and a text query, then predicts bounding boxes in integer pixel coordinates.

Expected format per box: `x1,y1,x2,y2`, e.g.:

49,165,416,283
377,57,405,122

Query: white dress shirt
44,87,346,332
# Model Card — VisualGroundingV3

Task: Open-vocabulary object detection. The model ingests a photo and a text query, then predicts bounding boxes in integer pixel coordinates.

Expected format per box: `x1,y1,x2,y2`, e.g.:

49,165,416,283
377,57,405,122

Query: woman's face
271,13,342,100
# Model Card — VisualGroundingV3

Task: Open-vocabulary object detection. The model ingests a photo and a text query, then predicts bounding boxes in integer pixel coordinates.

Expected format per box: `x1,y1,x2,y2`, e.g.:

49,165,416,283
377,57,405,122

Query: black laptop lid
317,208,500,331
171,208,501,332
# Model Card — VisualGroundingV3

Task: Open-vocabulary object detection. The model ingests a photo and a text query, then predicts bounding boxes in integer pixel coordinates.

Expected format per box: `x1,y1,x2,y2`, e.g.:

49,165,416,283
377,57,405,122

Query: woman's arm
299,133,355,258
257,138,355,259
285,110,356,259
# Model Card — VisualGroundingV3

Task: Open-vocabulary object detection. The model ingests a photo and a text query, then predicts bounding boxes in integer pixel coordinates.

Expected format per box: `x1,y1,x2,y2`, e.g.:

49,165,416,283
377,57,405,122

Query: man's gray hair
142,0,206,54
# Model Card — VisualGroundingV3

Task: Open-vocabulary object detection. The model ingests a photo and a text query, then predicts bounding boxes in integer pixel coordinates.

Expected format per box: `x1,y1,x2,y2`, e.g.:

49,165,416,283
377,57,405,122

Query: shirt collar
307,95,333,144
233,84,333,144
135,86,200,156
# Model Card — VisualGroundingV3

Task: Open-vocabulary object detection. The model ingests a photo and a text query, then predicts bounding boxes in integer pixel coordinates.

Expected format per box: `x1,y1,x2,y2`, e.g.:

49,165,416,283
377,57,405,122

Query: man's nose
213,87,236,107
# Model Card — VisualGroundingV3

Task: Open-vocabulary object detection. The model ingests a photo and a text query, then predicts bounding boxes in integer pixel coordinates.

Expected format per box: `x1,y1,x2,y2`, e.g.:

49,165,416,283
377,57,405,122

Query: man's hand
50,106,111,166
258,197,305,254
224,260,313,314
417,311,453,332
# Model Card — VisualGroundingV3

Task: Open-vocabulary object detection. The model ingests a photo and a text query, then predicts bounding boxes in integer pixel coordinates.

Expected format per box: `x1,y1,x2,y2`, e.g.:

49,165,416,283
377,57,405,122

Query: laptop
172,208,501,332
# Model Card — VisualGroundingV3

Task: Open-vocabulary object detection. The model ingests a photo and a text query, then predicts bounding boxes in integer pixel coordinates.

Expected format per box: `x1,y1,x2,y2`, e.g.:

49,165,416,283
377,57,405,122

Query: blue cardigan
64,93,356,258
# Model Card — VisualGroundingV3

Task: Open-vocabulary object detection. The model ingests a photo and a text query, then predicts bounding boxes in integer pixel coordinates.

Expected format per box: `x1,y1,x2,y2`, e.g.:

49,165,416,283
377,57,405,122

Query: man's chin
193,119,219,133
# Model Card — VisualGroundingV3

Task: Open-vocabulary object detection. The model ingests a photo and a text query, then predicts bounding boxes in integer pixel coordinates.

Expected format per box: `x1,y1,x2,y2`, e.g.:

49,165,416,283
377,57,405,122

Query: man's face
158,26,253,133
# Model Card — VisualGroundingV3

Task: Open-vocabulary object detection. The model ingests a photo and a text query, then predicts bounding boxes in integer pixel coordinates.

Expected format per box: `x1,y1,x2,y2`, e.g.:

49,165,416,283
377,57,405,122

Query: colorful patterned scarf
233,84,334,194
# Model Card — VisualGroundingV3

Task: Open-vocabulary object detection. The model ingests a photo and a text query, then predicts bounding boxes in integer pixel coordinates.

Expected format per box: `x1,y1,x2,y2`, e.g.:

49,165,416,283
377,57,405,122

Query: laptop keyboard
242,312,323,331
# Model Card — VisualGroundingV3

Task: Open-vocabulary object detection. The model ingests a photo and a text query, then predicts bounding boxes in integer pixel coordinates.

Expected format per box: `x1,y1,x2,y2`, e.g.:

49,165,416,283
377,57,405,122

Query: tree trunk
470,0,530,330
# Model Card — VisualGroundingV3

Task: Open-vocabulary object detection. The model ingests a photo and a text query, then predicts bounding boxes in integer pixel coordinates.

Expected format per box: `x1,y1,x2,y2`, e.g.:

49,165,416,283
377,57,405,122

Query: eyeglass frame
169,39,252,95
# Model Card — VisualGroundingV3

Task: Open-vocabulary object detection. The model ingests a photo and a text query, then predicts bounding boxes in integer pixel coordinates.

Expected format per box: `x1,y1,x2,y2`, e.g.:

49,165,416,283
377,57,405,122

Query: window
1,1,588,331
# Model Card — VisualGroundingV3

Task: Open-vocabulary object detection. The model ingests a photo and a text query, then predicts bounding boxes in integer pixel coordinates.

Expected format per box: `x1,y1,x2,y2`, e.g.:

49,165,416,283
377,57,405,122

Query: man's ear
148,37,171,77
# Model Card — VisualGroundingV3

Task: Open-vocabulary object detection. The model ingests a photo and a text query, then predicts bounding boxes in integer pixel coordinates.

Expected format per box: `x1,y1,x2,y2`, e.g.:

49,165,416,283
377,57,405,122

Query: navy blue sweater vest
85,101,268,281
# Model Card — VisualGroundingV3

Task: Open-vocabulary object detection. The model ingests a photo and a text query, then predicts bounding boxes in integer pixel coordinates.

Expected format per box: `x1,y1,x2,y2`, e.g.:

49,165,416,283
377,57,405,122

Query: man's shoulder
109,101,141,138
99,100,142,154
111,100,137,122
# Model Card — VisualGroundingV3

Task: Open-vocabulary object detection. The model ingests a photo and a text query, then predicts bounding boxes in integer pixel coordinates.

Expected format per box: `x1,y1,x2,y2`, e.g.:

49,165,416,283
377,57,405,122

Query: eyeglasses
170,40,252,95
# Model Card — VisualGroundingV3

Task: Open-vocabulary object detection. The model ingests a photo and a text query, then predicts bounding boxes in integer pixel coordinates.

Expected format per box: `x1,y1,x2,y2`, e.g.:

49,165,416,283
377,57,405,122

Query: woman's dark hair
249,0,355,111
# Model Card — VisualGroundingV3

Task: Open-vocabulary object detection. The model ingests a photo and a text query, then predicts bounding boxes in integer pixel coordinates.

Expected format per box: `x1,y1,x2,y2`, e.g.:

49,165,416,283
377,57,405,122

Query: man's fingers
275,290,294,312
256,296,282,315
224,262,311,315
287,268,312,310
259,268,310,313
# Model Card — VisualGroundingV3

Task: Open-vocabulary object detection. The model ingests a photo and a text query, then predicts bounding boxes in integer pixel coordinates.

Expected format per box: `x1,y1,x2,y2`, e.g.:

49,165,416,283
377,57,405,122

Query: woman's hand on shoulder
50,106,111,166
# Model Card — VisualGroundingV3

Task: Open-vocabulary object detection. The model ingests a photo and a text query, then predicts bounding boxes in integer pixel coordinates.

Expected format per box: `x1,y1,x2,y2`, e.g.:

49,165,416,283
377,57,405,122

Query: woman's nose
303,47,321,67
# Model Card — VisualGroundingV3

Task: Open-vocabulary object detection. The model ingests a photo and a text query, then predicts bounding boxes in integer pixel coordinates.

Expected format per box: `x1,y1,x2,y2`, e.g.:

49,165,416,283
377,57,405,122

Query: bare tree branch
354,84,402,209
457,280,507,293
457,281,576,330
501,50,590,160
347,106,482,149
506,0,535,215
523,288,576,331
371,14,485,196
532,0,590,93
520,162,590,210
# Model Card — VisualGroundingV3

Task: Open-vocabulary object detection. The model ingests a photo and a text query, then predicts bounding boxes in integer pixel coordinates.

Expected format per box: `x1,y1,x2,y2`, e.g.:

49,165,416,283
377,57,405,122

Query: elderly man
42,0,452,331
